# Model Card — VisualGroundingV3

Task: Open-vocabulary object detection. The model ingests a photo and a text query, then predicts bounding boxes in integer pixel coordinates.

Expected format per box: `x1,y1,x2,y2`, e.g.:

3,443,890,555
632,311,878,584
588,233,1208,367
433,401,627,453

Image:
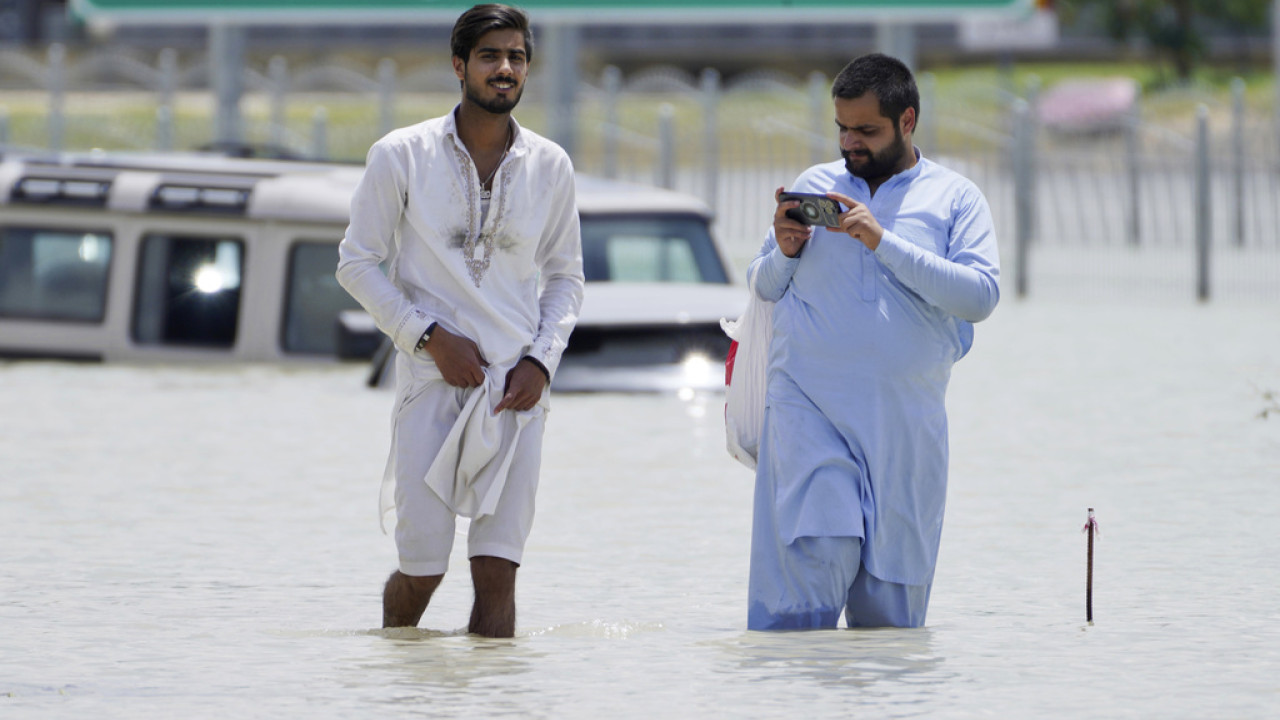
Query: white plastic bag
720,292,774,470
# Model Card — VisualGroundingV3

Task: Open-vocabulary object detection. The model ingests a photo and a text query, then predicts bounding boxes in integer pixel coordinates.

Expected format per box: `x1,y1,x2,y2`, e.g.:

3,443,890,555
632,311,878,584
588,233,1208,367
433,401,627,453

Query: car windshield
580,215,728,284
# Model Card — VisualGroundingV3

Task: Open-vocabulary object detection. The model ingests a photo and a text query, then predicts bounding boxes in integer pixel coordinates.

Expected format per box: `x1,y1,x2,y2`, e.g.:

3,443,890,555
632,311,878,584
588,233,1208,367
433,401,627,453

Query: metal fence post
1195,105,1211,302
158,48,177,137
876,22,917,72
1274,0,1280,171
311,106,328,161
47,43,65,152
601,65,621,180
269,55,288,147
210,23,247,145
1231,77,1246,247
1126,90,1142,246
155,106,173,151
1024,75,1040,245
700,68,720,210
377,58,397,138
1012,98,1032,299
919,71,937,155
657,103,675,190
544,21,579,158
808,71,827,166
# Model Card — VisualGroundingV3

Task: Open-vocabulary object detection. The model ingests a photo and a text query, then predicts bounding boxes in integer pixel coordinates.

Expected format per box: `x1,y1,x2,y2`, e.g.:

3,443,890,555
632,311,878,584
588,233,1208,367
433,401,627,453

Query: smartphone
779,191,842,227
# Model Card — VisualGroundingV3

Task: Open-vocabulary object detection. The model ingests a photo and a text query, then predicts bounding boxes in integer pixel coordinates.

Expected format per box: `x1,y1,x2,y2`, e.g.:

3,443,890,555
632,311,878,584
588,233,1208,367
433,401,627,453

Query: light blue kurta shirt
749,153,1000,586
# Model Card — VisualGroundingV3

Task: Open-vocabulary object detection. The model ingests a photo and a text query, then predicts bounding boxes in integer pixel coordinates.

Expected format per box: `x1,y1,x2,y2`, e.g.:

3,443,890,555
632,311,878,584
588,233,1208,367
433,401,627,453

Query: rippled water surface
2,300,1278,718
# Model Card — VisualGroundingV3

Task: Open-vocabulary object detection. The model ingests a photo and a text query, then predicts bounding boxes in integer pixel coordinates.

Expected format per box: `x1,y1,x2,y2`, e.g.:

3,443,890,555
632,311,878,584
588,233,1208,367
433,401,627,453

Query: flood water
2,298,1278,718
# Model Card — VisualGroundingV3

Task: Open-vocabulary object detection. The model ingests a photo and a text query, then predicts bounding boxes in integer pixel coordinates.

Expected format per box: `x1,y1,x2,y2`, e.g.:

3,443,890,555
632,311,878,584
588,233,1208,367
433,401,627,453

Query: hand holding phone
778,192,842,227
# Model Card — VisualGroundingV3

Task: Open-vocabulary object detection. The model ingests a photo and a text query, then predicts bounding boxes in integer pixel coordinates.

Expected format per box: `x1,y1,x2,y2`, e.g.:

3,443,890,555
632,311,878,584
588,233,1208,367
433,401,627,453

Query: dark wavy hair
450,4,534,64
831,53,919,126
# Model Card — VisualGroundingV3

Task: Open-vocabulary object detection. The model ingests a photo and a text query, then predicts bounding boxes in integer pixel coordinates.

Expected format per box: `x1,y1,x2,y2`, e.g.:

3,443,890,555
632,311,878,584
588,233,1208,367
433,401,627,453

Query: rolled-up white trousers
387,376,546,577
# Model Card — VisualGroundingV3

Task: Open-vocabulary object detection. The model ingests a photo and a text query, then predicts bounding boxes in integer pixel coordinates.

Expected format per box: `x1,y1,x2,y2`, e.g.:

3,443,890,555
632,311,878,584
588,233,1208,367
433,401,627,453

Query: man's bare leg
468,556,517,638
382,570,443,628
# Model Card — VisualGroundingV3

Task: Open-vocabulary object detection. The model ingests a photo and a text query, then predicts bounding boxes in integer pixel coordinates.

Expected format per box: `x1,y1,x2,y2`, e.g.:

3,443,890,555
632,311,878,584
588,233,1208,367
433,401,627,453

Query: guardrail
2,46,1278,302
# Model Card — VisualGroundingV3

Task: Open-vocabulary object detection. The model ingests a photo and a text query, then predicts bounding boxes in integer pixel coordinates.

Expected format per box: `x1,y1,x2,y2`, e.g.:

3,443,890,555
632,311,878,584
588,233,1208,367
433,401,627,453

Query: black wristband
415,322,438,352
521,356,550,382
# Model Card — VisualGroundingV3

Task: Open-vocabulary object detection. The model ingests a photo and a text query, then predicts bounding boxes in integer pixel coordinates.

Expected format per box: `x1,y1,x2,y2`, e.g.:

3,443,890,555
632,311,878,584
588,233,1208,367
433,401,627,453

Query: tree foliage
1057,0,1272,81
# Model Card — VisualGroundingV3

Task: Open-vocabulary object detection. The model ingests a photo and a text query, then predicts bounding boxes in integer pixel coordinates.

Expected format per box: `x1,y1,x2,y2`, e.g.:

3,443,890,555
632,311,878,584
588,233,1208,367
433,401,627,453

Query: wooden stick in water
1083,508,1098,623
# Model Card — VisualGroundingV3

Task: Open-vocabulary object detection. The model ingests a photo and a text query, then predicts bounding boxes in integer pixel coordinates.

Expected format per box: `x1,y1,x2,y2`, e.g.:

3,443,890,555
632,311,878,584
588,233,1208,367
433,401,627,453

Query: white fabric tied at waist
422,365,541,519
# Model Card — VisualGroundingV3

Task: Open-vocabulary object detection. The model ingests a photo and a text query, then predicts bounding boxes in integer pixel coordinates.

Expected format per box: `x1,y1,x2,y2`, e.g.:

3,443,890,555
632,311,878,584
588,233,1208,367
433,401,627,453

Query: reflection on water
371,627,460,641
525,620,668,639
2,301,1279,718
367,634,544,698
716,628,947,690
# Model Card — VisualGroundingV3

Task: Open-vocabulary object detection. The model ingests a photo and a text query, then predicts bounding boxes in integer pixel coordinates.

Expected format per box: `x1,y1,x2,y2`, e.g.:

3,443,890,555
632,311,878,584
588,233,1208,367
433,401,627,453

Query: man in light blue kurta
747,54,1000,630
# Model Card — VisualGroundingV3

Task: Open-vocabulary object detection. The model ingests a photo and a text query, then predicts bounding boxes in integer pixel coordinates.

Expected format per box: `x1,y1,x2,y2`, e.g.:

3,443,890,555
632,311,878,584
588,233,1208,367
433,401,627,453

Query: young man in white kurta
336,4,583,637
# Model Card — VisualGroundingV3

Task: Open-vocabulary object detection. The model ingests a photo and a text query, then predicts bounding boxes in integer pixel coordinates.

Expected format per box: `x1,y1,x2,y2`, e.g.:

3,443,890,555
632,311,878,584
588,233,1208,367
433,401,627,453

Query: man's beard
842,127,909,181
464,74,524,115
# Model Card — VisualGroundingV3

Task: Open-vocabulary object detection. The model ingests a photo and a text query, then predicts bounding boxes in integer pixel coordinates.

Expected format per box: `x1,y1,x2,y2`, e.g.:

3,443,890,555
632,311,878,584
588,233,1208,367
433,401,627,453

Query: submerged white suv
0,152,744,391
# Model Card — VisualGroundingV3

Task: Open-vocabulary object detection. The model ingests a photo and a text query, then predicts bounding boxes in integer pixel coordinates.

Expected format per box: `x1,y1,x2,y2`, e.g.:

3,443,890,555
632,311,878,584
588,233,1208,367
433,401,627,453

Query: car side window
0,227,113,323
281,240,363,355
132,234,244,348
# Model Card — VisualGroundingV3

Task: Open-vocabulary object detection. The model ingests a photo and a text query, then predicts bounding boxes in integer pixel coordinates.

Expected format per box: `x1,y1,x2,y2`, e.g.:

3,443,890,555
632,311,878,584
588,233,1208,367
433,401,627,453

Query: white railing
2,47,1277,302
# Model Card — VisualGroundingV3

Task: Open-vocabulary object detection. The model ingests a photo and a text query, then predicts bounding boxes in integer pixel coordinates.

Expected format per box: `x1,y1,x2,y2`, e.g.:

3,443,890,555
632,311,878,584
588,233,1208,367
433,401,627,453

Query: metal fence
2,45,1278,303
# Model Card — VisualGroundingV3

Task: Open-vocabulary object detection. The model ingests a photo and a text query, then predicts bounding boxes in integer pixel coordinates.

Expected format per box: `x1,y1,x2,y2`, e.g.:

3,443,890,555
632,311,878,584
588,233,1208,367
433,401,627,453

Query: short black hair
450,4,534,64
831,53,919,126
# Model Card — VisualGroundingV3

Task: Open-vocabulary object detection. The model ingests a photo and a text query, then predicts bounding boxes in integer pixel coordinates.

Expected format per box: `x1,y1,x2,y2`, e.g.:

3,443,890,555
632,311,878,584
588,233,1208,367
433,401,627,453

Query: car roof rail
148,176,258,215
9,166,118,207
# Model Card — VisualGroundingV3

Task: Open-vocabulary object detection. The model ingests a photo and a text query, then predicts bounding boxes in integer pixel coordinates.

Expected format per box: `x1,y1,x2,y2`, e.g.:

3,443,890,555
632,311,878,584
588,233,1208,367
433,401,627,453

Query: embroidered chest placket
453,144,512,289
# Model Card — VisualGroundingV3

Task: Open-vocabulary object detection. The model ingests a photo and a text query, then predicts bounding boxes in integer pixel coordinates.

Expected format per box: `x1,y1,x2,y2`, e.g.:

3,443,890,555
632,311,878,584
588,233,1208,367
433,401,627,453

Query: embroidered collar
443,104,527,161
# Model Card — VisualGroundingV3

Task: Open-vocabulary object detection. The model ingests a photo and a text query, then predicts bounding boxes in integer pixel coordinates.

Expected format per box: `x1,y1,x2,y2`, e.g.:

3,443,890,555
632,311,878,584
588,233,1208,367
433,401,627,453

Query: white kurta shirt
337,108,584,522
337,107,584,380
